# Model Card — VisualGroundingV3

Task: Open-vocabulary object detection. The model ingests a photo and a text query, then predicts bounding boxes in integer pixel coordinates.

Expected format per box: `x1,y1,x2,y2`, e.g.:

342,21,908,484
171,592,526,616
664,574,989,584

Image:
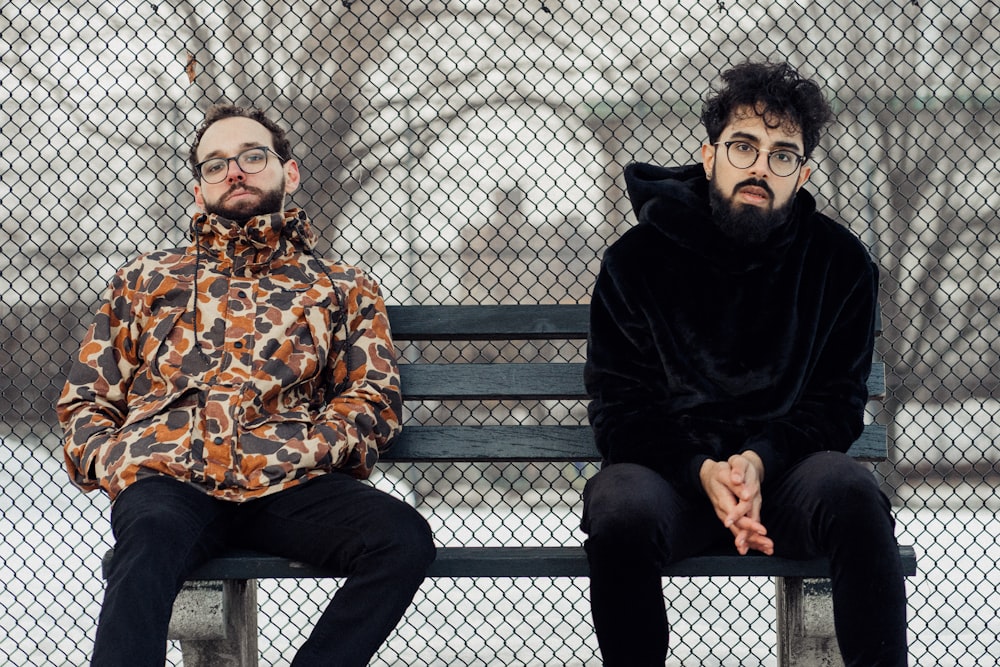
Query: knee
406,513,436,570
806,453,892,526
815,453,883,498
582,464,672,551
381,503,436,570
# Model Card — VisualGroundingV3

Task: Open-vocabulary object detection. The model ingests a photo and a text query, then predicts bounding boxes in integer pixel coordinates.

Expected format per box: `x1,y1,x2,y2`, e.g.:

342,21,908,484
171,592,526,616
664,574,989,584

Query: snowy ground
2,437,998,666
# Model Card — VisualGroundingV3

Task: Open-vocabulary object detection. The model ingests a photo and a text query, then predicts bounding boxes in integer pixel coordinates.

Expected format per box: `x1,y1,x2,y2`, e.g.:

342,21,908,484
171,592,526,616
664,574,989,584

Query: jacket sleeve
584,255,714,497
310,272,402,480
741,262,878,483
57,267,140,492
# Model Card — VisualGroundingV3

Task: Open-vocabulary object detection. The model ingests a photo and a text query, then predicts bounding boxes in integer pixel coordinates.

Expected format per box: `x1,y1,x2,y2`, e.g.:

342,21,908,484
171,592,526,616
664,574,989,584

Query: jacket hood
623,162,816,270
624,162,709,220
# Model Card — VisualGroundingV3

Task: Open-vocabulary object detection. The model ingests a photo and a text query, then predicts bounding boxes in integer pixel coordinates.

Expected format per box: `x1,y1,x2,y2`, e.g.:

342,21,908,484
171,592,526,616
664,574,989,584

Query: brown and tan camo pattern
57,208,402,502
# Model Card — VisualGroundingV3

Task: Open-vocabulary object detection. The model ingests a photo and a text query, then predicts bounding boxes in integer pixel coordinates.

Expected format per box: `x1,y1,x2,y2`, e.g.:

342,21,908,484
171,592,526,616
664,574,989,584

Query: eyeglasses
195,146,282,183
715,141,805,177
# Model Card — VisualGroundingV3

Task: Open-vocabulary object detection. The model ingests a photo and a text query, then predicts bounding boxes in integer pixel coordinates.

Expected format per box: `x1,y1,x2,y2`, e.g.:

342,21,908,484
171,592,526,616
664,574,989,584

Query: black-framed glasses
195,146,282,183
715,141,805,177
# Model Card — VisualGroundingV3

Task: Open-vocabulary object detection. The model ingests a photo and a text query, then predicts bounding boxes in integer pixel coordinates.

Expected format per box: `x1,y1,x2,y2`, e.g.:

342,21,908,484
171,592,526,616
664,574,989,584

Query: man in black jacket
581,61,906,666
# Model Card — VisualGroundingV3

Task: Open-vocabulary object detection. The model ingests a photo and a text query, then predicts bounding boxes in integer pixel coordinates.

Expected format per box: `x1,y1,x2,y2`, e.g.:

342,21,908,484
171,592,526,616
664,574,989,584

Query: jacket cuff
687,454,711,497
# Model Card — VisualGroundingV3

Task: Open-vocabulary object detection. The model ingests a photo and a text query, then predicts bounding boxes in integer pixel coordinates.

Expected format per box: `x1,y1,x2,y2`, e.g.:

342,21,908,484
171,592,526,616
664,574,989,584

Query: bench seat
105,544,917,581
99,304,914,667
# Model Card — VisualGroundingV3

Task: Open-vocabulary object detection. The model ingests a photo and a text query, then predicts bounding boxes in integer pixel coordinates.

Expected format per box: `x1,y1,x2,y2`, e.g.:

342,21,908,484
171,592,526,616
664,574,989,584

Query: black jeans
581,452,907,666
93,473,436,667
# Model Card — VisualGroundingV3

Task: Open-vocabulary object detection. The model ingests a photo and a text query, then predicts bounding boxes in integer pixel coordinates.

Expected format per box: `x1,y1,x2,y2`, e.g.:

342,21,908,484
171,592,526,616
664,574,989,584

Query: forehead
197,117,274,160
722,107,804,148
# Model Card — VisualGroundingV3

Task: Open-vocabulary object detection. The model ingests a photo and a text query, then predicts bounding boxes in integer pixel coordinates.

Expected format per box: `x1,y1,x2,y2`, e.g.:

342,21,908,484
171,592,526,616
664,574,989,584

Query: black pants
93,473,435,667
581,452,907,666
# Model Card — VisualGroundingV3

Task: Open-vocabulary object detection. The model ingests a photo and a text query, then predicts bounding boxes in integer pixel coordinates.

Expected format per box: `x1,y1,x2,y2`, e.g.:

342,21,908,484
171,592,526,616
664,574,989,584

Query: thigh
762,451,893,559
582,462,727,562
234,472,431,573
108,475,233,578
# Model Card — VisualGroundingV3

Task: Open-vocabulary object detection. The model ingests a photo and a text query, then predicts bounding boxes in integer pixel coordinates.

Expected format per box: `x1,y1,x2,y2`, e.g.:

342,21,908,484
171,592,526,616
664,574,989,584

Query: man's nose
225,161,246,182
749,150,770,175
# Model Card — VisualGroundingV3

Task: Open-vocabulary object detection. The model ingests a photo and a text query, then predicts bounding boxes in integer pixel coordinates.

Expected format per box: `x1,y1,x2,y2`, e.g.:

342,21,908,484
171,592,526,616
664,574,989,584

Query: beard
203,182,286,223
708,177,795,245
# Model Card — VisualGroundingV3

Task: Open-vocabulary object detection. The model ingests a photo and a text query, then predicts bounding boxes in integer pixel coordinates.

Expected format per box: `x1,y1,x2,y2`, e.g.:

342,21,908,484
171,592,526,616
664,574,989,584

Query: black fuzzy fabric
584,162,878,498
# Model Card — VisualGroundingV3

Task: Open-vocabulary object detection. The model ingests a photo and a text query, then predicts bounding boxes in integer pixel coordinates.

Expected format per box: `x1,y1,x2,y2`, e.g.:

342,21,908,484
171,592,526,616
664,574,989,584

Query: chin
735,202,772,214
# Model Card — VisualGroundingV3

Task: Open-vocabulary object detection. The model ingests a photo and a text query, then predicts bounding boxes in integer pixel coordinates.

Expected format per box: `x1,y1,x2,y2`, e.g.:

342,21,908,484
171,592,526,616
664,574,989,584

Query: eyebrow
727,131,803,153
200,142,269,162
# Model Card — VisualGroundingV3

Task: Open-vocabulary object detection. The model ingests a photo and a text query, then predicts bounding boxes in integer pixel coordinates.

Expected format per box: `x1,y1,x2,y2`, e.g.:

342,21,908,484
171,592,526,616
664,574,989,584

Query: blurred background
2,1,998,664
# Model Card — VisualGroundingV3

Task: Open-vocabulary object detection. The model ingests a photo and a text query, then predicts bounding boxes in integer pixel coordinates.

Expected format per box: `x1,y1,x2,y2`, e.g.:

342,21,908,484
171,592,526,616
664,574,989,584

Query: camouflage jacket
57,208,402,502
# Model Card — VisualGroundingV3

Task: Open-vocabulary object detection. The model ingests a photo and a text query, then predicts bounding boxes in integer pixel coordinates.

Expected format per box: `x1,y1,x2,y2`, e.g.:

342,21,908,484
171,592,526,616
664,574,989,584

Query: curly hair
188,104,294,180
700,61,833,159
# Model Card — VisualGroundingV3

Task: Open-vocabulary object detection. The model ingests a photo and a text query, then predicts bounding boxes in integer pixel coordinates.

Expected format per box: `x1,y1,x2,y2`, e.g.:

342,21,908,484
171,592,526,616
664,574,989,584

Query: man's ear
701,143,716,179
193,183,205,210
797,164,812,190
284,159,301,194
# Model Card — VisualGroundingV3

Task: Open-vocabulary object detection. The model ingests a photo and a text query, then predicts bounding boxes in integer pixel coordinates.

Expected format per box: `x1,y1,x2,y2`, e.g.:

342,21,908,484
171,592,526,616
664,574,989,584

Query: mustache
224,184,262,198
733,178,774,198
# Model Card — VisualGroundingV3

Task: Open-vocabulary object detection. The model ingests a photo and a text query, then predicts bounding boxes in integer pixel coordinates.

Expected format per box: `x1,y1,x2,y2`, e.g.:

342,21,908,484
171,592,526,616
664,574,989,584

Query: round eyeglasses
715,141,805,177
195,146,282,183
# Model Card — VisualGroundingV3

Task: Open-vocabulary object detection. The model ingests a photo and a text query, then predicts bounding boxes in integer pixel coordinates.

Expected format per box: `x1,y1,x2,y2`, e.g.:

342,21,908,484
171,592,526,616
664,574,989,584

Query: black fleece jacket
584,162,878,498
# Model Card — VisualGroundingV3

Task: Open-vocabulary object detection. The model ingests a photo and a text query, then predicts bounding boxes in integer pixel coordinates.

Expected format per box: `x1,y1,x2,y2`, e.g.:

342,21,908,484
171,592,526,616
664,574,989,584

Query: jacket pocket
101,394,200,497
237,416,344,487
120,386,200,429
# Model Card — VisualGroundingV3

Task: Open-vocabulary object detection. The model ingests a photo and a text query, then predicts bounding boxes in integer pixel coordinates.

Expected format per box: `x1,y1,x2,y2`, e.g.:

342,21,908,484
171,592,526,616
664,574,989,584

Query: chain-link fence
3,1,999,665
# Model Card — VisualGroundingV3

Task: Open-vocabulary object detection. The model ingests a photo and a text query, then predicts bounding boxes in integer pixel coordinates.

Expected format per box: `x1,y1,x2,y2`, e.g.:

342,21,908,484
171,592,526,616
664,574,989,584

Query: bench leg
167,579,259,667
775,577,843,667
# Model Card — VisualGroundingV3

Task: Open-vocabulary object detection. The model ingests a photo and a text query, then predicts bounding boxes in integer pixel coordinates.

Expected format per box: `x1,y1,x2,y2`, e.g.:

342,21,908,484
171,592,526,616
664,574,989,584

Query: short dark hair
188,104,293,180
700,61,833,159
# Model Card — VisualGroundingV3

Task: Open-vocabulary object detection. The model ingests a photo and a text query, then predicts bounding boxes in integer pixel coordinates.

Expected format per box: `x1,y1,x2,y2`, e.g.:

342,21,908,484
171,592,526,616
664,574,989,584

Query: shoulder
602,221,668,267
311,257,377,286
806,211,874,271
798,211,877,303
303,256,388,305
112,246,191,285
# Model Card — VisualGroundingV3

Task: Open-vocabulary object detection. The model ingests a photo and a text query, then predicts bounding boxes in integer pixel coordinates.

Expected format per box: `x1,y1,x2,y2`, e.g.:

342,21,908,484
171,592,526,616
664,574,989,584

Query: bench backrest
384,304,886,463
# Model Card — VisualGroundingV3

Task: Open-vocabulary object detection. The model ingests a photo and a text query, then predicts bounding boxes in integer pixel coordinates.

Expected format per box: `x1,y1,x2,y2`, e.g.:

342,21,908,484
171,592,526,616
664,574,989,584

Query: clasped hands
699,451,774,556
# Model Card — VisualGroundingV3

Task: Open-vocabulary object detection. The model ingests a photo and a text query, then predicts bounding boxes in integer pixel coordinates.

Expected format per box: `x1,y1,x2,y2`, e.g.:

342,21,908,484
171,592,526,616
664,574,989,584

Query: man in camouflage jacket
58,104,435,667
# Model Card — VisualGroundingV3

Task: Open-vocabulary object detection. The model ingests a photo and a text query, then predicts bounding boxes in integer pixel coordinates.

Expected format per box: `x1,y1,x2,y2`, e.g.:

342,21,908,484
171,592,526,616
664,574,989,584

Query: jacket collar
190,208,317,269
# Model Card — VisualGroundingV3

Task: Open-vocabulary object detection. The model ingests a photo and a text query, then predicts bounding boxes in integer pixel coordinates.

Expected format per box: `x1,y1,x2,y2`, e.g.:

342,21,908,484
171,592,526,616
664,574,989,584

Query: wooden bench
101,303,917,666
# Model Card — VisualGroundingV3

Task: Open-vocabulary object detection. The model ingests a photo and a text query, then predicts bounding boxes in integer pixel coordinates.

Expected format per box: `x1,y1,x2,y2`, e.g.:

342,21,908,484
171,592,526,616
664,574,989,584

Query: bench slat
124,545,914,581
387,304,887,340
384,423,888,462
400,362,885,401
400,363,586,400
387,304,590,340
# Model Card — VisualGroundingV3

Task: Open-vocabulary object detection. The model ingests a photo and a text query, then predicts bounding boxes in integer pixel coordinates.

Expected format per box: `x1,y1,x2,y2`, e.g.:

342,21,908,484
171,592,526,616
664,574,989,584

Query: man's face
701,109,811,243
193,116,300,222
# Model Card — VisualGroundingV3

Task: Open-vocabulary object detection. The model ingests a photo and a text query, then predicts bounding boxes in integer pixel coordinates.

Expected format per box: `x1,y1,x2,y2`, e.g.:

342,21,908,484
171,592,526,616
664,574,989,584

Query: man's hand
699,452,774,556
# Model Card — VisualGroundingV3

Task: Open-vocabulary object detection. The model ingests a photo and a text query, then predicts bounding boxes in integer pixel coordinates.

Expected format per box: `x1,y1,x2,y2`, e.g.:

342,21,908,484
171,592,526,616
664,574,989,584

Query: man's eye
773,151,795,164
203,161,225,175
733,142,755,153
243,151,265,163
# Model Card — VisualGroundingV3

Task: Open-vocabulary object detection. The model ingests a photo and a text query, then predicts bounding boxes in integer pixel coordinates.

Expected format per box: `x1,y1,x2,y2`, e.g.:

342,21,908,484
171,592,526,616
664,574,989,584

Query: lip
737,185,771,205
225,188,256,202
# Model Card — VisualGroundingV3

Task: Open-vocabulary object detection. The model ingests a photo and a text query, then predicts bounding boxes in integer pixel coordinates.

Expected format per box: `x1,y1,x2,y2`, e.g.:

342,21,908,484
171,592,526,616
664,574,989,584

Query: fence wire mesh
3,0,999,665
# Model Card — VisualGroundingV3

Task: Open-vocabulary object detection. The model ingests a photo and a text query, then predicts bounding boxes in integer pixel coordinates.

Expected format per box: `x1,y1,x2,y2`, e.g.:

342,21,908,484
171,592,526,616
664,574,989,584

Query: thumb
730,463,744,485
